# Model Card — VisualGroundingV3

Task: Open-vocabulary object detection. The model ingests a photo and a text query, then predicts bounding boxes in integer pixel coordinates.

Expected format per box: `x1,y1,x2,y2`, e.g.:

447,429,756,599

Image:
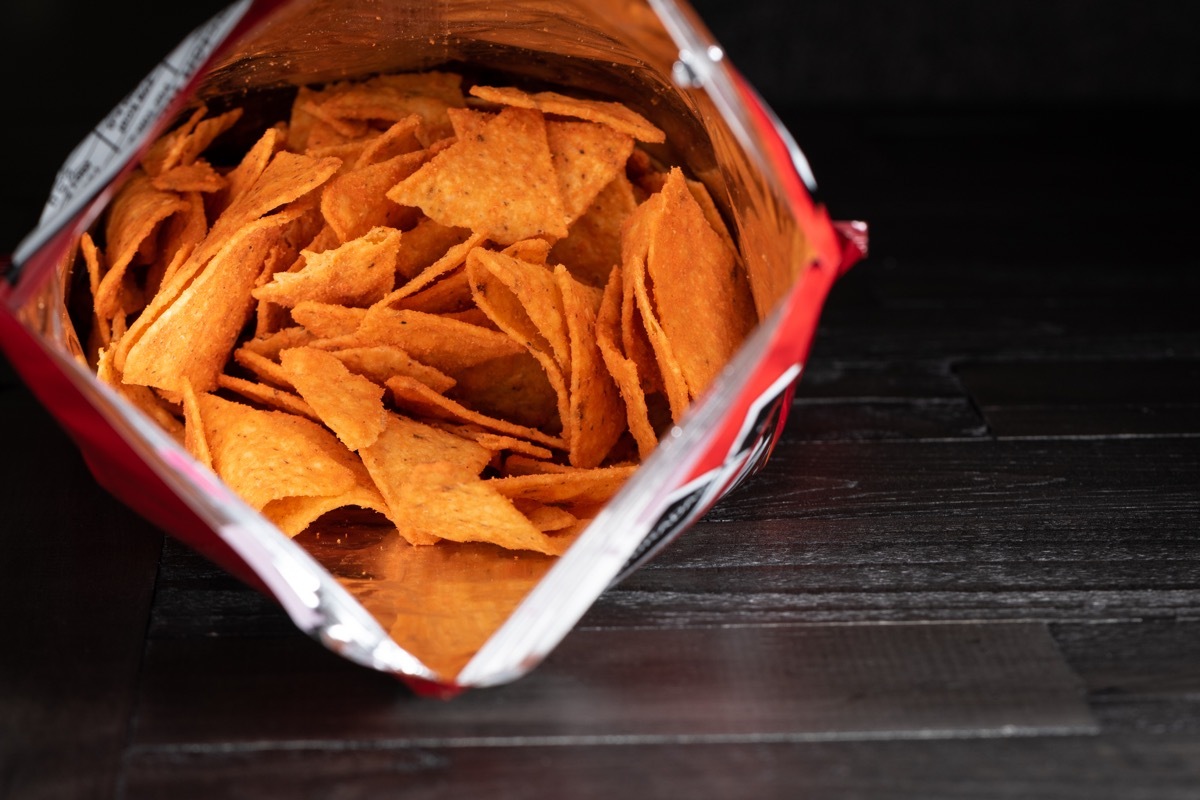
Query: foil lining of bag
3,0,845,689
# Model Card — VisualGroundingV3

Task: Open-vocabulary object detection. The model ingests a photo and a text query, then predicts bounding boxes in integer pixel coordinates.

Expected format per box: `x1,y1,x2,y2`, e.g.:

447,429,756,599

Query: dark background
2,0,1198,254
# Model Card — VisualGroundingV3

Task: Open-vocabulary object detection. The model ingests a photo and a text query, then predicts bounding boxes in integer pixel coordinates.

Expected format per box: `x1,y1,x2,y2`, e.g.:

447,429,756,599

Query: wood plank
785,397,987,440
796,358,966,400
956,360,1200,436
129,623,1092,746
716,437,1200,523
809,303,1200,362
121,736,1200,800
0,387,162,799
1052,621,1200,735
148,538,294,639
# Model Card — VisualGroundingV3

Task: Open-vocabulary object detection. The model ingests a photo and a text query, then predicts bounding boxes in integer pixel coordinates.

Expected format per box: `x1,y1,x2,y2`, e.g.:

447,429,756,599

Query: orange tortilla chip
240,327,316,359
232,348,293,389
520,503,579,532
550,174,637,288
635,168,756,400
279,347,389,451
486,465,637,505
556,265,625,468
386,375,564,449
328,307,524,375
196,393,358,510
355,115,425,167
262,480,390,537
95,172,188,319
320,149,428,242
122,210,301,393
468,85,665,143
546,119,634,226
595,265,658,460
328,346,456,393
216,374,320,422
389,461,564,553
213,125,285,216
290,302,366,338
387,106,567,244
254,226,400,308
623,191,691,421
151,159,227,193
359,413,491,545
180,378,211,469
375,232,485,308
391,217,473,281
393,268,473,314
467,248,571,370
432,421,554,460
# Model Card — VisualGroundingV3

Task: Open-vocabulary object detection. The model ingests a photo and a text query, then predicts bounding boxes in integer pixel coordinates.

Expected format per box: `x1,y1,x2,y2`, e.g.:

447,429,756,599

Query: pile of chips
79,72,757,555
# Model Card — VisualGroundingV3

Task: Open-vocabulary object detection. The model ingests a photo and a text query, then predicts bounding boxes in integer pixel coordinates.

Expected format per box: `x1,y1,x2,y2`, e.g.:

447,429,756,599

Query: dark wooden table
3,101,1197,798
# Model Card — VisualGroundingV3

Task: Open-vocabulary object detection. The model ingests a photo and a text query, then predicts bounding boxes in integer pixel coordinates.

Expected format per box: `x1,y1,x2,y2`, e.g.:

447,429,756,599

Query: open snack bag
0,0,864,694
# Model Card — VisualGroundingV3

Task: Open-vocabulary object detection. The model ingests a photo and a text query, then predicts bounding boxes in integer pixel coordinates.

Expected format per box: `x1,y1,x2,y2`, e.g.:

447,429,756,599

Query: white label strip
12,0,251,269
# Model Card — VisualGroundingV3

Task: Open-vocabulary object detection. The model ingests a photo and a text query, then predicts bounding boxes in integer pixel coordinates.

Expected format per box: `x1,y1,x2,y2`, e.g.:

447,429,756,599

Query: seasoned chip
556,265,625,468
387,375,564,449
291,302,366,338
151,159,227,193
550,174,638,288
375,232,485,308
393,268,473,314
95,173,188,320
546,119,634,226
468,85,665,143
359,413,492,545
320,150,428,242
180,378,212,469
391,217,473,281
595,265,659,459
387,107,567,244
329,346,456,393
328,307,524,375
254,226,400,308
279,347,389,451
631,168,756,400
486,465,638,505
240,327,316,359
122,209,302,393
355,115,425,167
217,374,320,422
196,394,358,510
263,481,390,538
467,248,571,370
392,461,564,553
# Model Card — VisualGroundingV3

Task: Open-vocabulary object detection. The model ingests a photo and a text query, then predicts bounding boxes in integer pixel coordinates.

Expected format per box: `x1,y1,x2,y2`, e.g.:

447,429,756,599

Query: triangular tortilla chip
279,347,389,451
254,226,400,308
122,210,301,393
637,168,756,399
321,149,429,242
469,85,664,143
387,106,567,244
545,119,634,226
196,394,358,510
556,265,625,468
